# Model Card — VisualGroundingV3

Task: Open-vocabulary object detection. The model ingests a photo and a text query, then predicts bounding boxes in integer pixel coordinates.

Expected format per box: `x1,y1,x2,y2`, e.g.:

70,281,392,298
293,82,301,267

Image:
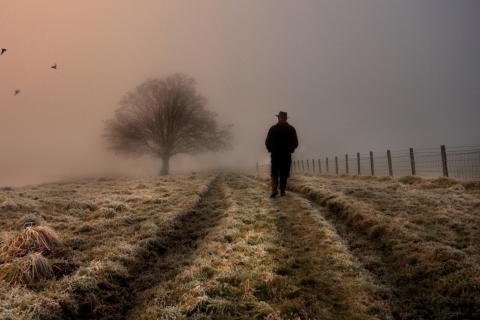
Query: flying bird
14,90,20,96
51,63,57,69
1,48,6,55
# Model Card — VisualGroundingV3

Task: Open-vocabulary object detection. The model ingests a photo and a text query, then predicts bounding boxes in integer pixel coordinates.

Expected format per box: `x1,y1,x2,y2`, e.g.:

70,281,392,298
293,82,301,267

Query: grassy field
0,172,479,319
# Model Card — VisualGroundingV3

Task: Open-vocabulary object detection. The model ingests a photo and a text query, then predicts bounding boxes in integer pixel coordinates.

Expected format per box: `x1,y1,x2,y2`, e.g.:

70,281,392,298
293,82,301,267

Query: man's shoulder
269,122,296,131
269,123,282,130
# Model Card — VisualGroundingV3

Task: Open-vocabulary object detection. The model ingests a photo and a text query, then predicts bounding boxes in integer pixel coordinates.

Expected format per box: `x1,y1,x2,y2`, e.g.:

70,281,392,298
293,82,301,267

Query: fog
1,1,479,187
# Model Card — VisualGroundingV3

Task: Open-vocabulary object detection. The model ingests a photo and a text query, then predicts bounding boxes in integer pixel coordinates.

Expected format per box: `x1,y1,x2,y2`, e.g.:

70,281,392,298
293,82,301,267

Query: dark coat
265,122,298,156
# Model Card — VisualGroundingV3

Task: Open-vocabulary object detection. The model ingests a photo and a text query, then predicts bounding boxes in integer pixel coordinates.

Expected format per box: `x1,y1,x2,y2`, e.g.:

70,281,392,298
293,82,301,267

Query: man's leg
279,158,292,196
271,175,279,198
279,176,287,196
270,156,279,198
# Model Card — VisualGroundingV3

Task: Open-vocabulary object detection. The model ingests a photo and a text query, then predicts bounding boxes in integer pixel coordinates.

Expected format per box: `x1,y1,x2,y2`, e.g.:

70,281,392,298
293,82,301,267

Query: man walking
265,111,299,198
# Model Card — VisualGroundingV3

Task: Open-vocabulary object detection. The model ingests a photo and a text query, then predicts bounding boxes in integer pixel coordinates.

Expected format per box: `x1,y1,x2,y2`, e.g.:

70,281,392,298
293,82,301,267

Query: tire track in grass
128,173,392,319
288,173,480,254
239,174,393,319
261,173,480,319
124,174,228,319
140,173,391,318
60,175,221,320
131,173,279,318
0,175,221,320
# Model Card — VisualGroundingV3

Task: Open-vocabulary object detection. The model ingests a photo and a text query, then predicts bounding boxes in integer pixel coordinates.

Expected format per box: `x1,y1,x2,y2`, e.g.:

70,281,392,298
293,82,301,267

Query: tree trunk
160,155,170,175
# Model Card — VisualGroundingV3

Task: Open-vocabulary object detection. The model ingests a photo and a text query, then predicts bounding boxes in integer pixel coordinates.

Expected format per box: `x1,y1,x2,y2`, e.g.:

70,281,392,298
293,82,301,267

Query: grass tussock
1,226,63,257
17,213,45,229
65,199,98,211
89,207,117,220
0,284,76,320
0,252,53,285
0,198,19,211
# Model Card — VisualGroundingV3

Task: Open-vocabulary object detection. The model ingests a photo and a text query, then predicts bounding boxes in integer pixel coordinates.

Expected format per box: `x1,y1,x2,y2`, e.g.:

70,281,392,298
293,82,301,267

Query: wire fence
244,145,480,181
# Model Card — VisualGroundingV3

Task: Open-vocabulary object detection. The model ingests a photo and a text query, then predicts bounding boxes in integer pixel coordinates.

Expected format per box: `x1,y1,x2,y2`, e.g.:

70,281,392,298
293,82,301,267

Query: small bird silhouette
1,49,6,55
51,63,57,69
14,90,20,96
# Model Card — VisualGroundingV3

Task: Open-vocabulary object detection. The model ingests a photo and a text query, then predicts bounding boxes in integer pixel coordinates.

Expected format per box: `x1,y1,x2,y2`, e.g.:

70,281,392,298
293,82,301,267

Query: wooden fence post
345,154,349,174
335,156,339,174
312,159,315,173
357,152,361,175
370,151,374,176
441,145,449,177
256,162,259,172
307,159,310,172
410,148,416,175
387,150,393,177
302,160,304,172
318,159,322,174
326,157,329,173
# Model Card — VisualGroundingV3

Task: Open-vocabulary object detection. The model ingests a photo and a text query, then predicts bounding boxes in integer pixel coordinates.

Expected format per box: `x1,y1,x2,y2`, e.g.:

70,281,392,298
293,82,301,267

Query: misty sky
1,0,479,186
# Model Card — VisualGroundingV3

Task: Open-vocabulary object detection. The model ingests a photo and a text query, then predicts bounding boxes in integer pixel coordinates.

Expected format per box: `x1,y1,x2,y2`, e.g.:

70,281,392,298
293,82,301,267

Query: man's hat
276,111,288,118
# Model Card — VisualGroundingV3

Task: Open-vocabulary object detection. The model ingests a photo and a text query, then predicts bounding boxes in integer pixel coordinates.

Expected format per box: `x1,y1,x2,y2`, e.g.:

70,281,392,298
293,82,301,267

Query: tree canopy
104,73,232,175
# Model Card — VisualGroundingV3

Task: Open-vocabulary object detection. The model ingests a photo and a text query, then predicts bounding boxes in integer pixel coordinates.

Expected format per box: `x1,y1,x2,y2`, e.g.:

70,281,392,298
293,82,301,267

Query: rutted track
132,173,393,319
123,174,229,318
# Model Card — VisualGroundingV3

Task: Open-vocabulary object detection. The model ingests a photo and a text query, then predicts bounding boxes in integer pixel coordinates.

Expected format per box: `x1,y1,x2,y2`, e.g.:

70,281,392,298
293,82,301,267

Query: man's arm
265,128,273,152
290,127,298,153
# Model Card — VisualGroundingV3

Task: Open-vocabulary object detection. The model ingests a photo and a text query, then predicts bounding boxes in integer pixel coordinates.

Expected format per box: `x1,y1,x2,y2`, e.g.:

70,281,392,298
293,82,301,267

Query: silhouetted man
265,111,298,198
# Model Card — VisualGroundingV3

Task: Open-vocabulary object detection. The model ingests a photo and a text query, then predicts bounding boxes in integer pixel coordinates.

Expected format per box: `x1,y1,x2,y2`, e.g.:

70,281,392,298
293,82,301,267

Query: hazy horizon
1,1,479,187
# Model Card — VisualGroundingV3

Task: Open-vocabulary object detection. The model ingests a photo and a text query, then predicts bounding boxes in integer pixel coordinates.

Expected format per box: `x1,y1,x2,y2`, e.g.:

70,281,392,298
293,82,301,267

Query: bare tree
104,73,232,175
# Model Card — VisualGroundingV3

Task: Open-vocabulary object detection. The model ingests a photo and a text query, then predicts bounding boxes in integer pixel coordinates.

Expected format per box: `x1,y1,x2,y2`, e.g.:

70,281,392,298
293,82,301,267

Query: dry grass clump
63,236,87,250
135,181,148,189
74,259,131,286
107,201,130,213
462,180,480,190
0,226,63,257
396,175,476,190
0,284,76,320
104,242,137,265
417,177,461,189
17,213,45,229
397,175,424,185
124,195,148,203
75,223,96,233
64,199,98,211
155,186,170,193
119,188,133,195
0,252,53,285
56,259,132,319
89,207,116,220
0,198,19,211
385,241,480,318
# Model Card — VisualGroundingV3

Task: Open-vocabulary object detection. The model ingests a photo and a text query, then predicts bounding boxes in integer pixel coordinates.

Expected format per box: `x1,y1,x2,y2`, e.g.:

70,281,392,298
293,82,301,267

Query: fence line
248,145,480,181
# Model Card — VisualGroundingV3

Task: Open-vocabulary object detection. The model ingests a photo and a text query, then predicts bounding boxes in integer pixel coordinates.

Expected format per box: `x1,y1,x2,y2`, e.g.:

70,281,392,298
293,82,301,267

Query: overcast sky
1,0,479,186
